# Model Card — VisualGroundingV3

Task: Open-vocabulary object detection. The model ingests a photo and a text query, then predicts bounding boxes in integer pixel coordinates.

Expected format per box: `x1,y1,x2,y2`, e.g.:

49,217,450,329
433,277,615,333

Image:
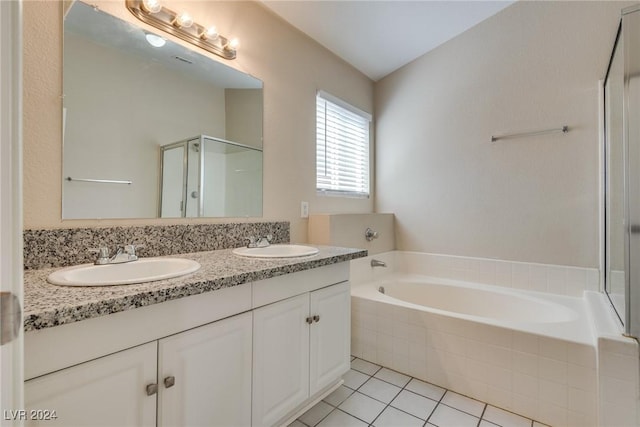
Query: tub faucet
371,259,387,268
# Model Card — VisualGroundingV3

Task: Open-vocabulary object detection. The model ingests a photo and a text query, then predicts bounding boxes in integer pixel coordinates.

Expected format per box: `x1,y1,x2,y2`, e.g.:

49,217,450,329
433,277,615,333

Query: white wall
225,88,263,149
23,1,374,241
375,0,631,268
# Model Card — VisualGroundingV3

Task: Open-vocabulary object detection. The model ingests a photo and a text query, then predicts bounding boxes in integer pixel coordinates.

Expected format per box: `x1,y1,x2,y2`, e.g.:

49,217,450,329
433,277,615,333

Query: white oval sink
232,244,319,258
47,258,201,287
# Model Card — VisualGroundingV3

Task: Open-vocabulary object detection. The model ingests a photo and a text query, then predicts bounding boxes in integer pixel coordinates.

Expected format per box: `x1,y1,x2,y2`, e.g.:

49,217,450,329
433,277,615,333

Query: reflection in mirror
604,23,625,324
63,1,263,219
159,136,262,218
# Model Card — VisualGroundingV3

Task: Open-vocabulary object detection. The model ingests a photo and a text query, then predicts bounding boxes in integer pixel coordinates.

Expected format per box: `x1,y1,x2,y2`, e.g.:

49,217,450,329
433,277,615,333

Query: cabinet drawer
252,263,348,308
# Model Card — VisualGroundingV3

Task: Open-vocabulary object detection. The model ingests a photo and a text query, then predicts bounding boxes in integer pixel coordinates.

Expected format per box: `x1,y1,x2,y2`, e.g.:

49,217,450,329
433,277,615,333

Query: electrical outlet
301,201,309,218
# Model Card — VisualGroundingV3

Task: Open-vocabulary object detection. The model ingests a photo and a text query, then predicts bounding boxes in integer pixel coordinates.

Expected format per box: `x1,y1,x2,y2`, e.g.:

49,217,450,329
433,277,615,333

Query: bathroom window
316,91,371,197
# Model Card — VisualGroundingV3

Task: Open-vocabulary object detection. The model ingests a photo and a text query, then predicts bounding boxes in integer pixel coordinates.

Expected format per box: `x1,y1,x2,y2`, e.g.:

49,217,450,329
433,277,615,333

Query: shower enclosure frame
604,4,640,339
158,135,262,218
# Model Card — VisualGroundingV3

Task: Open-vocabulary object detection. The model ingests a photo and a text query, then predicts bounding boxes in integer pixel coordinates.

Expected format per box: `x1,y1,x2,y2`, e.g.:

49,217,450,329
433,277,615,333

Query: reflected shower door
160,145,186,218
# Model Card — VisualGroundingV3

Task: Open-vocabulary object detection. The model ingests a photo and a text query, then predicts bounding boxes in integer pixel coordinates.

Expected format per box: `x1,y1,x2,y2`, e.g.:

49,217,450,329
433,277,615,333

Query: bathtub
350,252,599,427
354,274,594,345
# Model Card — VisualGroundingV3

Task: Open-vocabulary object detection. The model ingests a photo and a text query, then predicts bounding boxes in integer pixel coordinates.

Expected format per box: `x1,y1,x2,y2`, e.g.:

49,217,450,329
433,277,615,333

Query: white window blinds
316,91,371,197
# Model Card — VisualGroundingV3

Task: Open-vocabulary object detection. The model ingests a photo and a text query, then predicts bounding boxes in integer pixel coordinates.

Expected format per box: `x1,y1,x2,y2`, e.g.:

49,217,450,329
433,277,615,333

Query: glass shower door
160,144,186,218
604,23,625,326
624,6,640,337
605,6,640,338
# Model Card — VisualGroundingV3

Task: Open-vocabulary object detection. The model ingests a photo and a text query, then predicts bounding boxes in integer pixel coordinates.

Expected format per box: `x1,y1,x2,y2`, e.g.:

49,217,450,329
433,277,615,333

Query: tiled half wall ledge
23,221,290,270
351,251,600,298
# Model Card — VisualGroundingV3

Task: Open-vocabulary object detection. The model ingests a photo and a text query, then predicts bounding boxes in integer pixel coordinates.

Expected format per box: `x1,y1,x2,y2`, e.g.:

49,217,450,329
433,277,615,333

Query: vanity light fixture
141,0,162,14
172,11,193,29
200,26,218,41
126,0,238,60
226,38,240,51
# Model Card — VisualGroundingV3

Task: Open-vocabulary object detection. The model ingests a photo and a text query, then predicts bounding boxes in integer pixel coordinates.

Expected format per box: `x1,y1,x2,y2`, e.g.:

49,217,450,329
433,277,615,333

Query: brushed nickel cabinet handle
164,376,176,388
146,383,158,396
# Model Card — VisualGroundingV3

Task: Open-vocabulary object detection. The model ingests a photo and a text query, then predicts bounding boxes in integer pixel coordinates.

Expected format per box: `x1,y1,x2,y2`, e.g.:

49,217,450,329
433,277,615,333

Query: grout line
317,357,540,427
310,405,335,427
438,401,484,420
477,403,488,427
369,370,426,427
424,384,447,425
351,364,383,378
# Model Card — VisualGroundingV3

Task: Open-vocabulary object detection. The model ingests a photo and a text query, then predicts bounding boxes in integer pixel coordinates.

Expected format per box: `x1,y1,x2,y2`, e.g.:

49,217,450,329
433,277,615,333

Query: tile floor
291,357,550,427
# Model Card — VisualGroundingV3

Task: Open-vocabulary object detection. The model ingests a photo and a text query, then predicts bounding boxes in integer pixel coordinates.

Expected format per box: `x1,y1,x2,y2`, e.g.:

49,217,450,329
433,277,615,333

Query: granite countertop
23,245,367,332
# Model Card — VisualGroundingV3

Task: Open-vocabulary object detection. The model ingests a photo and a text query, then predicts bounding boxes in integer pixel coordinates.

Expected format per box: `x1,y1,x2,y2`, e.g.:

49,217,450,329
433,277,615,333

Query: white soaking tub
350,252,599,427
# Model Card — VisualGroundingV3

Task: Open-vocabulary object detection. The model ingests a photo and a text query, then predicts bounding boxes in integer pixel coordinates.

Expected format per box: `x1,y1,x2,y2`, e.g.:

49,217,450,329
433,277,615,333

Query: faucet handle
88,247,110,264
88,247,109,257
123,244,145,260
246,236,257,248
124,244,145,253
365,228,379,242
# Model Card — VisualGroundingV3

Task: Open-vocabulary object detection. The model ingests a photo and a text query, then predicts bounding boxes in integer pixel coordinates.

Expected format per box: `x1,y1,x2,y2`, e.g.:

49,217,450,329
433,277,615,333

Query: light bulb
174,12,193,28
201,26,218,41
141,0,162,14
145,33,166,48
225,38,239,51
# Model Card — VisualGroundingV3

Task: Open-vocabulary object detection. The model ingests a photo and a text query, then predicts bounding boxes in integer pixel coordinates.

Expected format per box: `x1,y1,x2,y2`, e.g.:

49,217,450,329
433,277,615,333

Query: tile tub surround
352,251,600,298
23,221,290,269
349,252,600,426
350,294,598,427
23,245,366,331
586,292,640,427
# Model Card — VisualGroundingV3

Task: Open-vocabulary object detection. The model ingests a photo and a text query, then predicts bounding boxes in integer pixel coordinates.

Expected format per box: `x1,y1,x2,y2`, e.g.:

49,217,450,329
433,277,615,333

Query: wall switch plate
301,201,309,218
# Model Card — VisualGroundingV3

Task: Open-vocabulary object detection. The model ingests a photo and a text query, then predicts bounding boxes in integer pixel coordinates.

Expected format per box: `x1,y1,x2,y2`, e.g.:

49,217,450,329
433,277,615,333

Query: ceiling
261,1,515,81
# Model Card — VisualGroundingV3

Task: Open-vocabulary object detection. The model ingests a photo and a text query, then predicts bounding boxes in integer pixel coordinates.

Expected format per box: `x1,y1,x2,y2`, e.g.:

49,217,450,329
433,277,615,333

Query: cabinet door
252,293,309,427
158,312,252,427
24,342,157,427
309,282,351,395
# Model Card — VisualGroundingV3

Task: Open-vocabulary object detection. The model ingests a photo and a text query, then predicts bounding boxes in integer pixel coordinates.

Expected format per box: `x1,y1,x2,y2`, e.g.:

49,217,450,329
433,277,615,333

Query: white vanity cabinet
25,262,353,427
25,311,253,427
25,342,158,427
309,282,351,395
252,281,351,427
158,311,252,427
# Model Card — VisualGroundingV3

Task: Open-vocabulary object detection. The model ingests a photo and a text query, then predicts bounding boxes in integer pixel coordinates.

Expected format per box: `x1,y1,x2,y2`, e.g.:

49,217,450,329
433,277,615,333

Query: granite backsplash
23,221,290,270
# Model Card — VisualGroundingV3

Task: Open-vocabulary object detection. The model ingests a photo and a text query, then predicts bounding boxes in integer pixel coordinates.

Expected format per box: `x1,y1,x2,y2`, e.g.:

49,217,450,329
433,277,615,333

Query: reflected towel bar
66,177,132,185
491,125,569,142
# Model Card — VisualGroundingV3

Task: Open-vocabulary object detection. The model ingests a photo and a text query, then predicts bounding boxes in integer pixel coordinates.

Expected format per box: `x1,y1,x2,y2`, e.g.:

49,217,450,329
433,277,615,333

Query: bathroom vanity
22,245,365,426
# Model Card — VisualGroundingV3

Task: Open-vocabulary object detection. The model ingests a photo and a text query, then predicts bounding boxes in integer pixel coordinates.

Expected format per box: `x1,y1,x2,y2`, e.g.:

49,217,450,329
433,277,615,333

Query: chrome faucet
371,259,387,268
89,244,144,265
89,247,111,265
246,234,272,248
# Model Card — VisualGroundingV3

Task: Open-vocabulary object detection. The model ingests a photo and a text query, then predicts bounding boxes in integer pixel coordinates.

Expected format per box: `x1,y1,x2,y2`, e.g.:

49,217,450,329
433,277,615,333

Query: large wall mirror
63,1,263,219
